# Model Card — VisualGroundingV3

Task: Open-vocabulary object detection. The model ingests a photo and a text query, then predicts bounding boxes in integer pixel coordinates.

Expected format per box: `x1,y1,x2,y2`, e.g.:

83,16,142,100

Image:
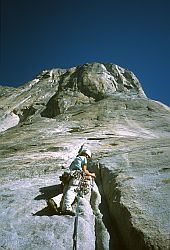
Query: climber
61,148,96,215
47,147,96,216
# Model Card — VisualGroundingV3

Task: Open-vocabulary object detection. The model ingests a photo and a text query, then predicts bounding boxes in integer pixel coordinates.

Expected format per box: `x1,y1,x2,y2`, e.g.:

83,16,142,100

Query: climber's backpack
59,171,71,184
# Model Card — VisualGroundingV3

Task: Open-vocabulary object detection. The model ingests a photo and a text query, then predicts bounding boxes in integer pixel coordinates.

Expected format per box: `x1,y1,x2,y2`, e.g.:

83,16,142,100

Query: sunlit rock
0,63,169,250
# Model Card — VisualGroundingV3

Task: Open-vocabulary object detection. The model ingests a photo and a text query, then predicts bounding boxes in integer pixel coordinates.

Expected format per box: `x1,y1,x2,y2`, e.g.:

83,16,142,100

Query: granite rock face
0,63,170,250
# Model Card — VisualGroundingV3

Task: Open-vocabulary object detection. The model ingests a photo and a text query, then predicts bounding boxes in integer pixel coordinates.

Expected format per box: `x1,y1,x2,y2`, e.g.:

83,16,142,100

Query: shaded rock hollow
0,62,170,250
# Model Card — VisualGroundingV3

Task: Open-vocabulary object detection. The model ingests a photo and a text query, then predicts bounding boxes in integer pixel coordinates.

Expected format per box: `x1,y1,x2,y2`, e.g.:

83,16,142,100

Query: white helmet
82,149,92,158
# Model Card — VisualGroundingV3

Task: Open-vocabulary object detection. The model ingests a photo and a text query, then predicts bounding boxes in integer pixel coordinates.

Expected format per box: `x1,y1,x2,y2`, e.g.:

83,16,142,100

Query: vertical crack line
92,162,127,250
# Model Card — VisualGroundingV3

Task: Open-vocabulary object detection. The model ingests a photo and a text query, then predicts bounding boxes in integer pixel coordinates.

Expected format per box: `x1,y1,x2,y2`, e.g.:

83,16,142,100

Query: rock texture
0,62,170,250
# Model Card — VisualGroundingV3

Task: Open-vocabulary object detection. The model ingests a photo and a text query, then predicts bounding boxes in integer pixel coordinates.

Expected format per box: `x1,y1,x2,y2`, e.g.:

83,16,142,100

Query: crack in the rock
90,162,154,250
90,162,126,250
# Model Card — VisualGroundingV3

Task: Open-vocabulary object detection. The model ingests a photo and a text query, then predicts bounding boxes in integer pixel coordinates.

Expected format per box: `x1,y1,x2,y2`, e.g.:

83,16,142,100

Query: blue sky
1,0,170,106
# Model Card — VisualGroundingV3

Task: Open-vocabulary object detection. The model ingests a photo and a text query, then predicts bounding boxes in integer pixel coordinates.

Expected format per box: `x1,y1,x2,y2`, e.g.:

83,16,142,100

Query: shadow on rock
34,184,63,200
32,206,57,216
33,184,63,216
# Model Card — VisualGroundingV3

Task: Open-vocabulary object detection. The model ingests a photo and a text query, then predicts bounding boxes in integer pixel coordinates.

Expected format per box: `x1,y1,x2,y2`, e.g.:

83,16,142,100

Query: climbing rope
72,171,93,250
72,191,80,250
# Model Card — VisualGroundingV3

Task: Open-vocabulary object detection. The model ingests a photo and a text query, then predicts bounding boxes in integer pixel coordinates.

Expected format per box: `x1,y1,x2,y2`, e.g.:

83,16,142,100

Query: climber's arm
82,165,96,178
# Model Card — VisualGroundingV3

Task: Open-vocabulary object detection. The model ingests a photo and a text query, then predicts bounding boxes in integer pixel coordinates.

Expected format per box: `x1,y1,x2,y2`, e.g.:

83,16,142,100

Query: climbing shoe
64,210,75,216
47,199,58,213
